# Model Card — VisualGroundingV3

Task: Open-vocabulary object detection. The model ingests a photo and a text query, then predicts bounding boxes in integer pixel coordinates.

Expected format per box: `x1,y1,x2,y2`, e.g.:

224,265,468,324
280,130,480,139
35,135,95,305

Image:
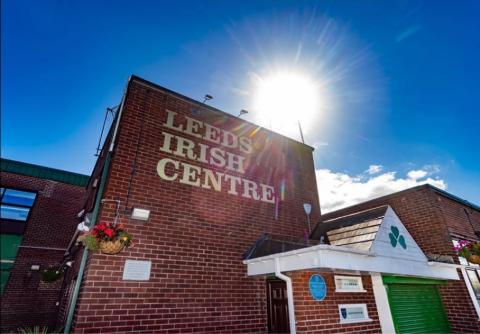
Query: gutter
63,77,130,334
274,258,296,334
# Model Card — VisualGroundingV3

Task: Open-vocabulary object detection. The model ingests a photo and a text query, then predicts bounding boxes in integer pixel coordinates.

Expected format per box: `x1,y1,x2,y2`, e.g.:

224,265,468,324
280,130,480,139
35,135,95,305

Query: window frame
338,303,372,324
0,187,37,223
453,239,480,319
466,269,480,303
334,275,366,293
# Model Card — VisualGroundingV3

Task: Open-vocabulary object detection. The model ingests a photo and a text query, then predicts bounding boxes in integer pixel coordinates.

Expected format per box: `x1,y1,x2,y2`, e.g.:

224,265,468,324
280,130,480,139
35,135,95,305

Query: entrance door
384,276,451,334
267,280,289,333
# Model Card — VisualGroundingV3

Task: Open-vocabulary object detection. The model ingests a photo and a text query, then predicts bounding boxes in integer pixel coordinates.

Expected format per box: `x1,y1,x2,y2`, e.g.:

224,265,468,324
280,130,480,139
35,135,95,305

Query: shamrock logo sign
389,226,407,249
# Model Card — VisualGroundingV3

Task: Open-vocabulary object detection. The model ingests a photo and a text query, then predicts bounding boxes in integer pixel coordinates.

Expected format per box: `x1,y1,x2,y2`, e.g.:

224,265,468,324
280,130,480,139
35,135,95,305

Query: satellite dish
303,203,312,215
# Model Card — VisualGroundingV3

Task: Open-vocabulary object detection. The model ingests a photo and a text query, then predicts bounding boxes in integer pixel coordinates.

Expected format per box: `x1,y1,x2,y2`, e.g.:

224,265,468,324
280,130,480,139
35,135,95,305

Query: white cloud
407,170,427,179
317,167,446,213
366,164,383,174
312,141,329,149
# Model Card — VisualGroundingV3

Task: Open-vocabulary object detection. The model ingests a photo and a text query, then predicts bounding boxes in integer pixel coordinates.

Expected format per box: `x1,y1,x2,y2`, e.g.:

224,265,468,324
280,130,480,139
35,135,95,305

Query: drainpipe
63,78,129,334
274,257,296,334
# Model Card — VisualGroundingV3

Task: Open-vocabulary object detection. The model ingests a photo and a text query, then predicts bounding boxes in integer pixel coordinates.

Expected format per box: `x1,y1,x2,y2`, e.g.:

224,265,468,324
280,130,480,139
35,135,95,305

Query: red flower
97,222,107,230
104,228,114,239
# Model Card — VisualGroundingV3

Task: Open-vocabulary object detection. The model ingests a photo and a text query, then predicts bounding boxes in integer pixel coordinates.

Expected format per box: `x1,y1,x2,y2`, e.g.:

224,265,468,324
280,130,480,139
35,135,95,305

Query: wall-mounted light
238,109,249,118
303,203,312,233
77,221,89,232
31,265,40,271
131,208,150,221
202,94,213,103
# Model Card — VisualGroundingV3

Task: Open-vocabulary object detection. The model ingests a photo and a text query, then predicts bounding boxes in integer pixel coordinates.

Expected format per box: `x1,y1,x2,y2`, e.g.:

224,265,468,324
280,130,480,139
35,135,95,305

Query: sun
252,70,321,138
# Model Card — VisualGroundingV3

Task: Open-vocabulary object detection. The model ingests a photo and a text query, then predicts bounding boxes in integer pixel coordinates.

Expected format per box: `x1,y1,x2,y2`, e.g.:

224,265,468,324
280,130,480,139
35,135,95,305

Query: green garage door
383,276,451,334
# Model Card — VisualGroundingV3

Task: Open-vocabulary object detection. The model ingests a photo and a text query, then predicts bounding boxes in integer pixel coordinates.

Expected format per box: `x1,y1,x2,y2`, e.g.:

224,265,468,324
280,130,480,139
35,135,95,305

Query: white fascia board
243,243,374,265
245,245,459,280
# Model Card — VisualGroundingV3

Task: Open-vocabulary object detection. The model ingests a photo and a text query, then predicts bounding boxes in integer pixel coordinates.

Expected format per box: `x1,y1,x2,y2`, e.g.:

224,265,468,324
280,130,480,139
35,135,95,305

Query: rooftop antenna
298,120,305,144
202,94,213,103
238,109,249,118
95,105,119,156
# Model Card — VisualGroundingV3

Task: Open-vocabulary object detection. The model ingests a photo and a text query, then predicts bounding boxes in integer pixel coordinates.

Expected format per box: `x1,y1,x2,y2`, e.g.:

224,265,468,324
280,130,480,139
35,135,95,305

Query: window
0,188,36,221
466,269,480,305
453,239,480,317
334,275,366,292
338,304,371,323
0,234,23,293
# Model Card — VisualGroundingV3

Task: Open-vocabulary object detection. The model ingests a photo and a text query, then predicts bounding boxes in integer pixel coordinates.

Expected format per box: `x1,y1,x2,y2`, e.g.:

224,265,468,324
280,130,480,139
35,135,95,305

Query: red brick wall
72,78,321,333
0,172,86,331
292,272,380,333
321,186,453,256
439,270,480,333
435,194,480,240
319,186,480,332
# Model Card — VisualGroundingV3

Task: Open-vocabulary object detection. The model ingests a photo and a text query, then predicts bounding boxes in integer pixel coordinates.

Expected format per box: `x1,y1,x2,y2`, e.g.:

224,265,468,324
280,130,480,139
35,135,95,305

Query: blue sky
2,0,479,210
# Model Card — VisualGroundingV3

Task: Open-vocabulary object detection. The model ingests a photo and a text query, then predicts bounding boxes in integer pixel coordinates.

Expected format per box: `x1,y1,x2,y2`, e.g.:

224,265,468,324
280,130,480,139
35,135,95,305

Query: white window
338,304,371,323
334,275,366,292
453,240,480,318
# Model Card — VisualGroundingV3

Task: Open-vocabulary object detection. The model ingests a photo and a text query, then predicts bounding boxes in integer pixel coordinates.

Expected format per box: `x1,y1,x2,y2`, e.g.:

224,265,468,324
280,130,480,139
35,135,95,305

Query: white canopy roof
244,206,459,281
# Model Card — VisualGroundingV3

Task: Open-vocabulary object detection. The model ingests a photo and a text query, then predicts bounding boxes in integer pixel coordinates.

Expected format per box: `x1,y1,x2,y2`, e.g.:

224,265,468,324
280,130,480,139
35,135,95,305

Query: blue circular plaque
309,274,327,301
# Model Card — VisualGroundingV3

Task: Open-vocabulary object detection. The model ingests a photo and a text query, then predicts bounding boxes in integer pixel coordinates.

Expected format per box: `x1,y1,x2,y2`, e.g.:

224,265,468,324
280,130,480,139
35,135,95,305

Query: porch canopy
243,206,459,281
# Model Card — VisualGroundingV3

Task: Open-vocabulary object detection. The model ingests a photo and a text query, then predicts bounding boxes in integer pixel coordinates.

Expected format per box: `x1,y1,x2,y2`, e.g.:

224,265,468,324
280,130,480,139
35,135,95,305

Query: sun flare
253,71,321,137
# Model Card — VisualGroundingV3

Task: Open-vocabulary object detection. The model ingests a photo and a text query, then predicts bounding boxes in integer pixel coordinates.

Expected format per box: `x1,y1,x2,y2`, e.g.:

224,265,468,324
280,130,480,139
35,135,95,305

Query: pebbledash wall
0,159,89,331
70,75,321,333
317,185,480,333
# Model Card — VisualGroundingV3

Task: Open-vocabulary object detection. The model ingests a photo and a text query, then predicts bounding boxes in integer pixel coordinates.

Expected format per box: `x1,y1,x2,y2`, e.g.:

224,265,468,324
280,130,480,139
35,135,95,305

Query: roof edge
322,205,389,223
1,158,90,187
129,74,315,151
321,184,480,218
427,184,480,212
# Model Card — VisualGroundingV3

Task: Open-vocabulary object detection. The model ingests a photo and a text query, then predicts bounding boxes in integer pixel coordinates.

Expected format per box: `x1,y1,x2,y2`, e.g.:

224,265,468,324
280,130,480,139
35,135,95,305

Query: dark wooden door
267,280,290,333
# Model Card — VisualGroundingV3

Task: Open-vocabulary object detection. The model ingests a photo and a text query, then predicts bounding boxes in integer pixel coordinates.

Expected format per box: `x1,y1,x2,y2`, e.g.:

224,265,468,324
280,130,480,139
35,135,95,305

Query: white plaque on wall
122,259,152,281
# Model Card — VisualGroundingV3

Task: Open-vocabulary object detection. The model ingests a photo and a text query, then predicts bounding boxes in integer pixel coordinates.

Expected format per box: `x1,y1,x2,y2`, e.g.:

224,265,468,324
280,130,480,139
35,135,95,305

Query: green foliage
17,326,49,334
41,268,62,283
118,230,133,247
456,241,480,258
80,234,99,251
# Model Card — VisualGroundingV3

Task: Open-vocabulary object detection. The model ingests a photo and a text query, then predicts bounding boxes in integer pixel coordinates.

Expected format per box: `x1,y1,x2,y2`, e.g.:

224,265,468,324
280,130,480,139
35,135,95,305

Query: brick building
311,185,480,333
0,159,89,331
61,75,321,333
2,75,479,334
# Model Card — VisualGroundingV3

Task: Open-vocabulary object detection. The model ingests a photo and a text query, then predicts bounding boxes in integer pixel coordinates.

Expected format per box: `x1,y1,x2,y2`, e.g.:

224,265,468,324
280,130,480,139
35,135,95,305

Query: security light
303,203,312,233
77,221,89,232
303,203,312,215
238,109,249,117
203,94,213,103
131,208,150,221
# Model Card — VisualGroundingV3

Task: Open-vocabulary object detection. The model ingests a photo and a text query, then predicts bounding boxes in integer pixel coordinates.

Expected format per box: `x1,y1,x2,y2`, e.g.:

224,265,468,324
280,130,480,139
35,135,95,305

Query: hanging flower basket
78,221,133,255
468,255,480,265
41,267,63,283
455,240,480,264
99,239,125,255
